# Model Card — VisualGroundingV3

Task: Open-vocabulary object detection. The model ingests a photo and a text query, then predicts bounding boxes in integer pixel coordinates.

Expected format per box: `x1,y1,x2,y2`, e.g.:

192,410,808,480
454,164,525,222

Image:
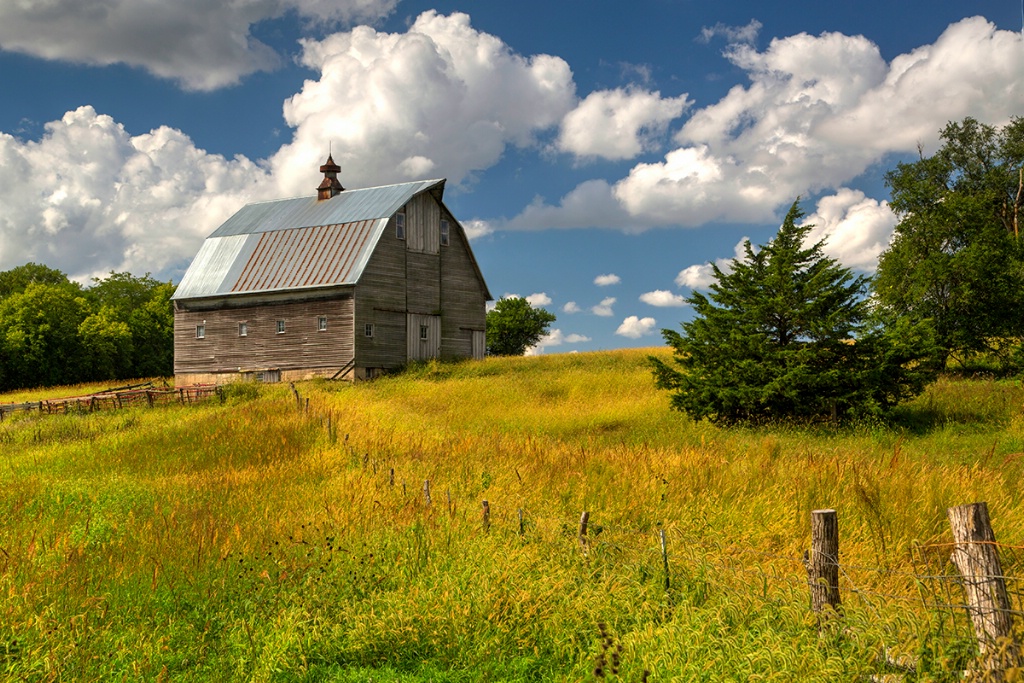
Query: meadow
3,348,1024,681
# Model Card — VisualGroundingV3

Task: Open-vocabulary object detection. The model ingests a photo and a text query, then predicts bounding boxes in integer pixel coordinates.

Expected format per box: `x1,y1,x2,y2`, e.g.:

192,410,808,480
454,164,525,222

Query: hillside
3,348,1024,681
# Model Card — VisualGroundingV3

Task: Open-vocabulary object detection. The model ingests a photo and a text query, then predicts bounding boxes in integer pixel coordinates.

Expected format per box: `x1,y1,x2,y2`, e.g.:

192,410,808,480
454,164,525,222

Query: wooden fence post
423,479,431,506
807,509,841,615
482,500,490,533
660,528,670,591
948,502,1019,679
578,511,590,551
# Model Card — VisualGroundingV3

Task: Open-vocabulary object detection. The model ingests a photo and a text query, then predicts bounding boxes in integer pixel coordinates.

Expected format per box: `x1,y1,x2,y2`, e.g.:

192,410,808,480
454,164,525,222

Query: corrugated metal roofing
173,179,445,301
173,218,388,300
232,220,378,293
210,179,444,237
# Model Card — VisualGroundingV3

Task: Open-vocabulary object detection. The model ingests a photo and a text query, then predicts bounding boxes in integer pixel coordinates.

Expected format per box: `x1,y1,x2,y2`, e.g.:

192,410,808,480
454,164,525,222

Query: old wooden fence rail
0,383,221,420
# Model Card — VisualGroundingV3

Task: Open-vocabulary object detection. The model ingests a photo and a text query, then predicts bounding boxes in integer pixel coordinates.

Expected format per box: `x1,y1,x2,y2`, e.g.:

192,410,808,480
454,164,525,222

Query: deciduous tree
485,297,556,356
873,117,1024,368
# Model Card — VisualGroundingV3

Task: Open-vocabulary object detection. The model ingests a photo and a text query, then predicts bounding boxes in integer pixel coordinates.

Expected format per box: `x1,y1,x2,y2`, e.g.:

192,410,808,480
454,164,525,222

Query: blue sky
0,0,1021,353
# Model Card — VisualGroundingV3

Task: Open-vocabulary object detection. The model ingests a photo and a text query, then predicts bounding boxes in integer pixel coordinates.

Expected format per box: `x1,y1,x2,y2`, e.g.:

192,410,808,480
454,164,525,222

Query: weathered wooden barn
172,156,491,384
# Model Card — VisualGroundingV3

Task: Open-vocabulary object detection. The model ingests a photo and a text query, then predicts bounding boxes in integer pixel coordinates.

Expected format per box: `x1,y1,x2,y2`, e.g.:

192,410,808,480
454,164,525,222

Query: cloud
639,290,688,307
675,238,749,289
526,292,552,307
0,106,270,280
503,179,634,231
592,297,616,317
270,11,576,191
502,17,1024,231
698,19,763,45
801,189,897,272
0,0,399,91
594,273,621,286
616,316,657,338
461,219,494,240
525,328,591,355
563,301,581,314
556,87,690,160
669,189,897,293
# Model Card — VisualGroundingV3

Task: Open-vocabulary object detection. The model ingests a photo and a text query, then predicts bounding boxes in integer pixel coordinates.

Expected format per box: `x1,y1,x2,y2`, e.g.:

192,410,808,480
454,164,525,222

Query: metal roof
172,218,388,300
173,178,445,301
209,179,444,237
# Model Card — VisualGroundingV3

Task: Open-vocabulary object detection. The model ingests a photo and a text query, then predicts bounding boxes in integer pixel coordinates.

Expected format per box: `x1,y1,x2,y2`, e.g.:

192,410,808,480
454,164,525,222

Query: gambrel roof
173,179,456,301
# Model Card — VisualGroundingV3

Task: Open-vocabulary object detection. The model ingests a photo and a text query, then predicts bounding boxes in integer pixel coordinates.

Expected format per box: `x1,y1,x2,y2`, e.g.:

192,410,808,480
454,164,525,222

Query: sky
0,0,1022,354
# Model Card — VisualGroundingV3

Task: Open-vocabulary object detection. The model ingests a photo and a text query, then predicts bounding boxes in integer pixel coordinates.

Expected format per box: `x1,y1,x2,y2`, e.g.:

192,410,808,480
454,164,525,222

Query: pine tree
652,201,936,424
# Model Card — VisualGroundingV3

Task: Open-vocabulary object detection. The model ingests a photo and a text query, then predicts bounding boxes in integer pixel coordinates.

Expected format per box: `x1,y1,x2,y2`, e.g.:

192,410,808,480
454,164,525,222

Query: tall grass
2,349,1023,680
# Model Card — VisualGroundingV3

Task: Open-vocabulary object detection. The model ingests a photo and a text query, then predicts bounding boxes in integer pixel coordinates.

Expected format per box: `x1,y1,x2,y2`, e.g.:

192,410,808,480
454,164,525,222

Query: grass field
3,348,1024,681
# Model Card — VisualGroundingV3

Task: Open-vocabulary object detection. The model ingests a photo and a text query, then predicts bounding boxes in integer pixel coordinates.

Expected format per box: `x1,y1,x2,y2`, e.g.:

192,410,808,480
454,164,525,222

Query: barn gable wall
353,213,408,371
439,205,487,359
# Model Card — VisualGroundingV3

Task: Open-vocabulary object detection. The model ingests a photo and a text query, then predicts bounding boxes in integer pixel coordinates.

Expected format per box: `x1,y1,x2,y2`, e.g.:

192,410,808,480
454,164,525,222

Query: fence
279,383,1024,680
0,382,222,420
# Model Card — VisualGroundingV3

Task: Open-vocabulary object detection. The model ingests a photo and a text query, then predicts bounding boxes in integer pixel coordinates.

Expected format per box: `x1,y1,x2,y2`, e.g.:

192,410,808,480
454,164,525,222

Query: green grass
2,349,1023,680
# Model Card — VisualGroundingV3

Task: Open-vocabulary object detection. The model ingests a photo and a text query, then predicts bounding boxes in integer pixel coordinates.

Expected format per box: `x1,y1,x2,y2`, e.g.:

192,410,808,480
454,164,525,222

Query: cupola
317,154,344,200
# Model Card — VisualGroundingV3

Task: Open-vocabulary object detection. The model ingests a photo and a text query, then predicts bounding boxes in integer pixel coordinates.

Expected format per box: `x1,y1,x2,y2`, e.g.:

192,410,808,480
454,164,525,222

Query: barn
171,156,491,384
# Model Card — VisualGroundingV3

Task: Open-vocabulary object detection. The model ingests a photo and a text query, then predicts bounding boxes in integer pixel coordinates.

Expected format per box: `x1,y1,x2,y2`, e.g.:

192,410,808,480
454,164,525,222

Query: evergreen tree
652,201,936,424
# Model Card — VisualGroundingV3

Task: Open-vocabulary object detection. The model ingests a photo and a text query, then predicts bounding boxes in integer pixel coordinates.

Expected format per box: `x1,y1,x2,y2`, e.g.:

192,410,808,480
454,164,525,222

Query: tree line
0,264,174,392
2,116,1020,412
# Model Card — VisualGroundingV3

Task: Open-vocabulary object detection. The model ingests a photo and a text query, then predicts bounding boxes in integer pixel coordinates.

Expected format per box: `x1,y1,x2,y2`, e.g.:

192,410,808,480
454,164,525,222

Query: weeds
1,350,1023,680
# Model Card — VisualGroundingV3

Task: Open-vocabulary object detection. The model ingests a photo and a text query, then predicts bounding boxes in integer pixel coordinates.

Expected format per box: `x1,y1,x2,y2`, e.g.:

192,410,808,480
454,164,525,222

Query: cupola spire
317,152,344,200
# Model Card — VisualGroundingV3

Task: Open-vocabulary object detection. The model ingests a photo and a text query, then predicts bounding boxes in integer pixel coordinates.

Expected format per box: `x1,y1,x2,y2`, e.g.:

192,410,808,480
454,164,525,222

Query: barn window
440,219,450,246
396,211,406,240
238,322,248,337
317,316,328,332
196,324,205,339
419,324,429,341
276,320,286,334
365,323,374,338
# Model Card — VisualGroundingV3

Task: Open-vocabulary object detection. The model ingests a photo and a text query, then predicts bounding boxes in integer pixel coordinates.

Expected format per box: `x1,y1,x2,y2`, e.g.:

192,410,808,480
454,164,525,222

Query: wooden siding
354,213,409,370
405,192,440,255
407,251,440,313
439,205,487,359
174,297,354,375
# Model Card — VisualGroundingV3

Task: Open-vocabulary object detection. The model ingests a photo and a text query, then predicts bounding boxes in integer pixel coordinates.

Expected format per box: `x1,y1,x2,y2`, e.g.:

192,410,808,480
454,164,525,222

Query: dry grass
2,348,1023,680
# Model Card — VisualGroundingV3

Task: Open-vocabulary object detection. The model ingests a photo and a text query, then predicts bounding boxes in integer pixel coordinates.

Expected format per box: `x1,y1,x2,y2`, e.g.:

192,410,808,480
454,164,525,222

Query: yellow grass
2,348,1023,680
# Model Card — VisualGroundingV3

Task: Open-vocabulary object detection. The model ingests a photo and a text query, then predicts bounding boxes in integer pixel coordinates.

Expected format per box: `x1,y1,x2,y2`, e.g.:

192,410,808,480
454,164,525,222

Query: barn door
407,313,441,361
472,330,485,360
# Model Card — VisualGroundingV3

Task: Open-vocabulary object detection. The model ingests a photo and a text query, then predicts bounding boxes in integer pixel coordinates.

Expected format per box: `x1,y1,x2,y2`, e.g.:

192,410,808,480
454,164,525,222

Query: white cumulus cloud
502,17,1024,231
526,292,553,307
556,87,690,160
675,238,750,290
461,219,494,241
270,11,576,192
616,316,657,338
525,328,591,355
0,106,271,280
592,297,616,317
0,0,399,91
563,301,581,314
801,189,897,272
640,290,688,307
594,273,621,286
